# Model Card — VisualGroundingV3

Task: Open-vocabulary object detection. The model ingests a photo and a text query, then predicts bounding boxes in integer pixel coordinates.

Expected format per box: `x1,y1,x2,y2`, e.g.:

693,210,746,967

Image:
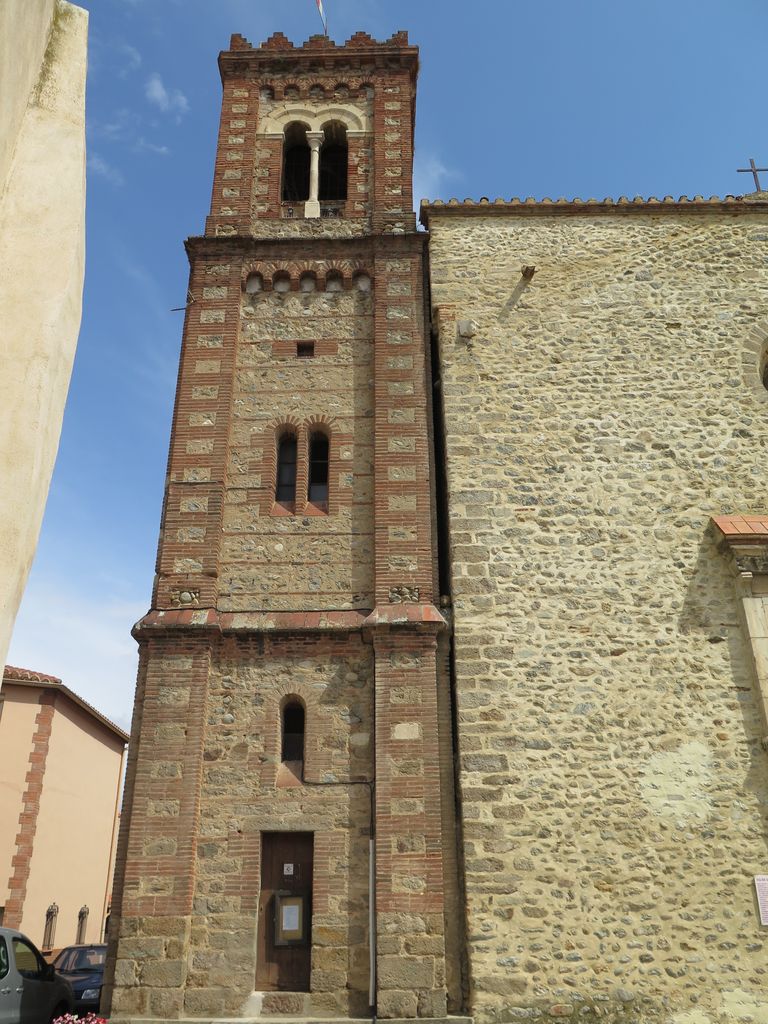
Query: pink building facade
0,665,127,950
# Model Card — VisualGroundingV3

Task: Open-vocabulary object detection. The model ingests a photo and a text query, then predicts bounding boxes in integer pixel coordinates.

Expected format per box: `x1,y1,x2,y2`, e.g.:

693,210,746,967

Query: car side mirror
43,963,56,981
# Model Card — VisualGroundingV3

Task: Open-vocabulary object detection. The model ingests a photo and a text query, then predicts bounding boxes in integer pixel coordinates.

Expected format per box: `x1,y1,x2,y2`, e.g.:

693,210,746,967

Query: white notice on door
283,863,294,875
282,903,300,932
755,875,768,925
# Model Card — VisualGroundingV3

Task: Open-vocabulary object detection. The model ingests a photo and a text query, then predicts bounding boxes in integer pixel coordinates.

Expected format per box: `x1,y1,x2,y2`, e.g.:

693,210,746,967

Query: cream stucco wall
0,686,39,908
0,0,56,189
0,0,87,670
20,696,125,947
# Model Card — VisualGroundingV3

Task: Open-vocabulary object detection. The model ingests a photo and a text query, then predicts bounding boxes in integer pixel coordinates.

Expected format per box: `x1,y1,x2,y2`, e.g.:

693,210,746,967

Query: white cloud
412,152,459,209
87,154,125,187
145,73,189,120
135,137,170,156
91,111,170,158
91,107,142,143
7,580,145,734
119,43,142,77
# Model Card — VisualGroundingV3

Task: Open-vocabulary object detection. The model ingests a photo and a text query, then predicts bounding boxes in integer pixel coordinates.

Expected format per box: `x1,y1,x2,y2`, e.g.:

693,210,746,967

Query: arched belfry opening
282,122,311,201
319,120,348,201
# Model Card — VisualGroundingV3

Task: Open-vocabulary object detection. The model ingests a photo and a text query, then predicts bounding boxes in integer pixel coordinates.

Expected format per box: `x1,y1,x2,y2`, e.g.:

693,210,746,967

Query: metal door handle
15,987,23,993
0,987,11,994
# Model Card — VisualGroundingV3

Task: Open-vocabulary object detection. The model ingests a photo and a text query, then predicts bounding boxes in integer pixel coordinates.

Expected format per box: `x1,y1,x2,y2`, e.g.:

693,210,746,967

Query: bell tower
104,29,462,1024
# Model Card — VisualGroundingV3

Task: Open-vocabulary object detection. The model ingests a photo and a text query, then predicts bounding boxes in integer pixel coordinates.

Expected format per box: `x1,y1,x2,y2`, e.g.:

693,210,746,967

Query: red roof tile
2,665,128,742
4,665,62,685
711,515,768,540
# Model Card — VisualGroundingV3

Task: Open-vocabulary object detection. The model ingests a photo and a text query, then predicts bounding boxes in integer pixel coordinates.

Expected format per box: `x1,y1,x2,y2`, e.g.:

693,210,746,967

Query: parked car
51,944,106,1016
0,927,73,1023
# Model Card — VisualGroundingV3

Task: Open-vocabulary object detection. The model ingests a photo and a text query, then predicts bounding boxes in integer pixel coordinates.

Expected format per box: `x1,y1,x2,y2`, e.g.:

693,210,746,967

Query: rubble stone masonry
424,201,768,1024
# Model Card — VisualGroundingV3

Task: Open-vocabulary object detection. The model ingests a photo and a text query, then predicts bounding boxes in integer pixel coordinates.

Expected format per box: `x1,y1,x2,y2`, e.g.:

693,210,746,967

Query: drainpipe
369,835,376,1010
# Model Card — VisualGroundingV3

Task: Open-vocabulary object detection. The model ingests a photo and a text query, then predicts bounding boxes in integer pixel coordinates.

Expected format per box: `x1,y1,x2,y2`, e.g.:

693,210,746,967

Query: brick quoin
103,28,462,1024
4,692,56,928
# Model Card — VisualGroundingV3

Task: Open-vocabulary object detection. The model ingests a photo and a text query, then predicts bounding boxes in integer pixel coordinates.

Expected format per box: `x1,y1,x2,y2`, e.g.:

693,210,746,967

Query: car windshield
54,946,106,972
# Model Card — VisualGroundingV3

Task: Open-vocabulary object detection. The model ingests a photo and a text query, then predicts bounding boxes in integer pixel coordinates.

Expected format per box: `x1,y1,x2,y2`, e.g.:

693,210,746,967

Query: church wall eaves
420,193,768,225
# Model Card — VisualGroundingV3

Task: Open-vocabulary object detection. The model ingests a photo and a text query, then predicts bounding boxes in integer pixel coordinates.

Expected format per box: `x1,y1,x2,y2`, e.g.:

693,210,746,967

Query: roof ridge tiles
420,194,764,218
4,664,62,684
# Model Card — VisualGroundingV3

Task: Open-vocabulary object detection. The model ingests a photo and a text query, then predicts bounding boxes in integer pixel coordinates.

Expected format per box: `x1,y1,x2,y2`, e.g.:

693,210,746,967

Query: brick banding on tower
103,28,458,1024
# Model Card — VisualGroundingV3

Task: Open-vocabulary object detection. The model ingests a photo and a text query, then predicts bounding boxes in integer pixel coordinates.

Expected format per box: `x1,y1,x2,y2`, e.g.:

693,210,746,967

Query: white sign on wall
754,875,768,925
282,903,300,931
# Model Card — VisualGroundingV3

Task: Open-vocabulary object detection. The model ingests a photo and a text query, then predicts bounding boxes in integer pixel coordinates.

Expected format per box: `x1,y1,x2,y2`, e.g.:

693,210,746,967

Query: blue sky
9,0,768,731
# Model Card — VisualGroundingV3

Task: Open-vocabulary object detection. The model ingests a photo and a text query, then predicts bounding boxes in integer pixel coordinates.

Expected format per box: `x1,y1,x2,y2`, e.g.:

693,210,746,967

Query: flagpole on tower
317,0,329,37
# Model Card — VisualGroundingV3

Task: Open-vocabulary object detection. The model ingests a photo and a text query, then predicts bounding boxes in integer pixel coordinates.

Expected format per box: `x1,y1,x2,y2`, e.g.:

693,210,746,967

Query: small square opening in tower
297,342,315,358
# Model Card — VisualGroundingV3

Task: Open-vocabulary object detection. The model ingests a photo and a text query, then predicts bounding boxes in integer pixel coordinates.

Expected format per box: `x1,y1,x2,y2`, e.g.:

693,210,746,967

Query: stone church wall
427,206,768,1023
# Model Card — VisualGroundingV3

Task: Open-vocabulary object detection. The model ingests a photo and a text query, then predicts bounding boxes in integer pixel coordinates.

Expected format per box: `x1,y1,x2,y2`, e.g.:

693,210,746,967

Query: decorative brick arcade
103,29,462,1023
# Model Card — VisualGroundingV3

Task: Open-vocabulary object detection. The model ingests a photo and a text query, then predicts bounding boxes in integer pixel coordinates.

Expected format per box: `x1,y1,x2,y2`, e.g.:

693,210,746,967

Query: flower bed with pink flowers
53,1014,107,1024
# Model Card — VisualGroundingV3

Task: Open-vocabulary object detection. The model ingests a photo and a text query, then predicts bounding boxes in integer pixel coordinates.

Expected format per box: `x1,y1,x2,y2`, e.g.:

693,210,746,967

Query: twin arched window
275,431,330,511
281,121,348,203
318,121,348,202
308,434,329,504
276,435,298,503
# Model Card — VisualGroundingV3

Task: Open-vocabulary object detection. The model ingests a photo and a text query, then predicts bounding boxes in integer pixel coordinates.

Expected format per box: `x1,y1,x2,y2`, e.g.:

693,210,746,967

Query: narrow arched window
276,433,297,505
282,122,310,202
76,906,89,944
43,903,58,949
319,121,348,201
308,433,329,507
282,702,305,763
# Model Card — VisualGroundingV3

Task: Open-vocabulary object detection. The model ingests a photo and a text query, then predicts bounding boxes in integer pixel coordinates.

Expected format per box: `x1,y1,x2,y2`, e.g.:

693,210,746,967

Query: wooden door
256,832,313,991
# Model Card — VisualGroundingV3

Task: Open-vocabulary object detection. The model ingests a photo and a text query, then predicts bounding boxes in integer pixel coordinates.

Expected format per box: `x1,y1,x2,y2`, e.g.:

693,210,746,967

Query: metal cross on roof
737,157,768,193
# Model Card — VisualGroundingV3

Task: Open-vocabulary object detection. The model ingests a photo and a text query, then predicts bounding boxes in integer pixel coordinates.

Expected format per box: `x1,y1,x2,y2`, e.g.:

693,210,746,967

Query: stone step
115,1017,474,1024
115,1015,475,1024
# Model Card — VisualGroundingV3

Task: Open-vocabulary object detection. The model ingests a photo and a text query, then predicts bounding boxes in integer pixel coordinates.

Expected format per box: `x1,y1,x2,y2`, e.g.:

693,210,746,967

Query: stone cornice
184,231,426,262
132,603,447,639
133,607,366,638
